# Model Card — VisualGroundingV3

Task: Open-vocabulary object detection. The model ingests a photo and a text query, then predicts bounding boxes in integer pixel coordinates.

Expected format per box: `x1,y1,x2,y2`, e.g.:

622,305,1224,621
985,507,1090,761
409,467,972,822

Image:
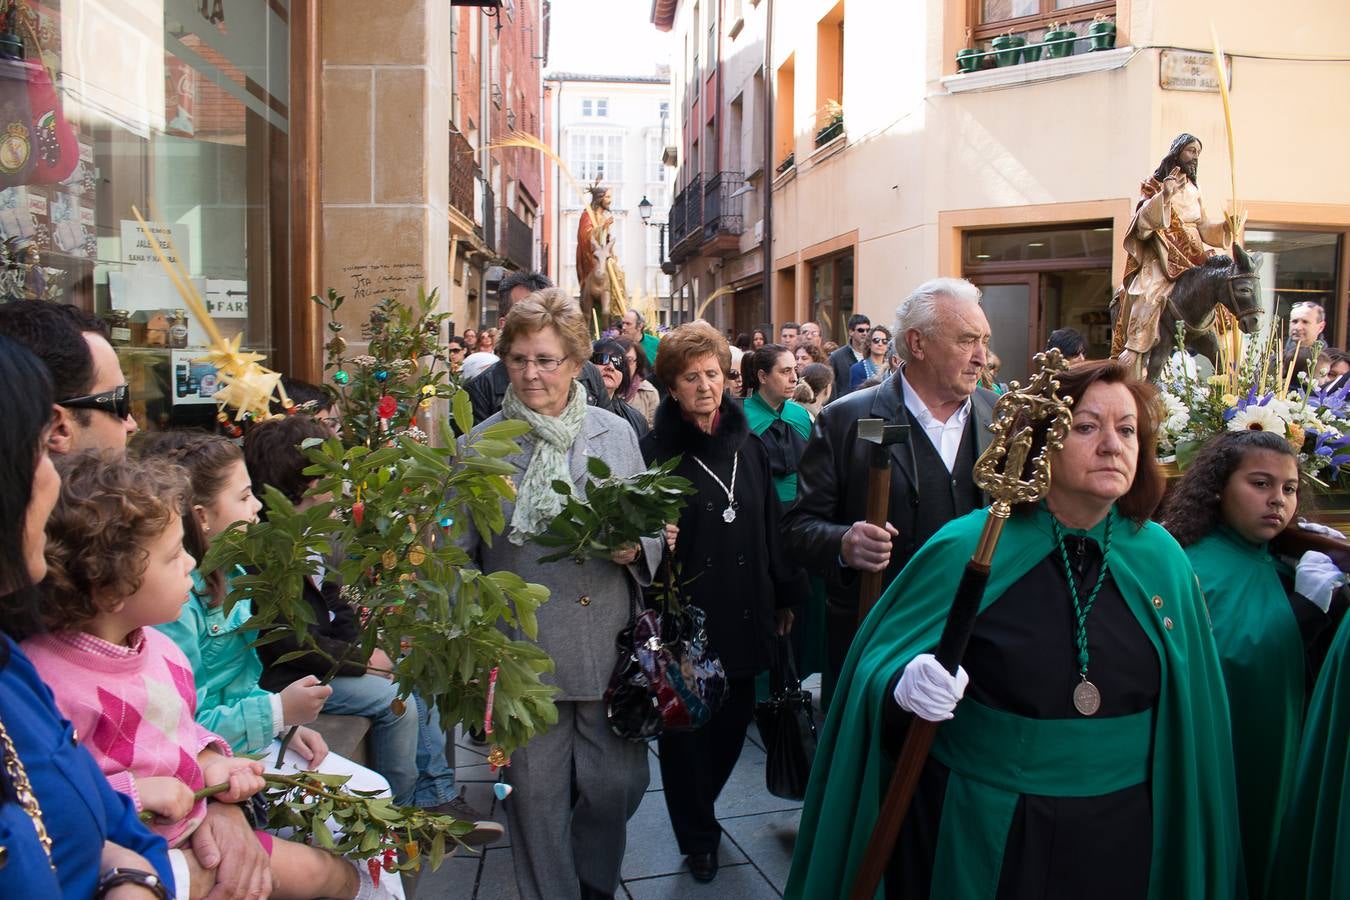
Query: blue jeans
324,674,455,807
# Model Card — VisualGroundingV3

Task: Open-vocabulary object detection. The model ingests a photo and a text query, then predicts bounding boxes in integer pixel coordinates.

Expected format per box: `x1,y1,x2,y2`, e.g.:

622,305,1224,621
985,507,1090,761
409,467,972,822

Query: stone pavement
412,677,822,899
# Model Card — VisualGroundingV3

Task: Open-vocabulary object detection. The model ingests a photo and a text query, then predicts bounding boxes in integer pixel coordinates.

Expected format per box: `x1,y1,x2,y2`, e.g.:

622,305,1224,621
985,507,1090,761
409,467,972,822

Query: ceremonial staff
855,419,909,625
847,349,1073,900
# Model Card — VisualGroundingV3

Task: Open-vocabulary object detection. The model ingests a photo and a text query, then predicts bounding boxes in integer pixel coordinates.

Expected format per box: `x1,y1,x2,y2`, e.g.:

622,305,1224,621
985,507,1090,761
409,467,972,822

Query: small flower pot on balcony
776,153,795,175
1021,42,1043,62
1088,21,1116,51
815,117,844,146
991,35,1026,67
1043,29,1078,59
956,48,982,73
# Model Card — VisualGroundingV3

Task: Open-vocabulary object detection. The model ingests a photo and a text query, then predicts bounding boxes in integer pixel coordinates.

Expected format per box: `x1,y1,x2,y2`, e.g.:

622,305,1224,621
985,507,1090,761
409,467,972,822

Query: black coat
641,395,809,677
828,344,862,398
257,577,366,692
781,374,997,610
462,359,646,437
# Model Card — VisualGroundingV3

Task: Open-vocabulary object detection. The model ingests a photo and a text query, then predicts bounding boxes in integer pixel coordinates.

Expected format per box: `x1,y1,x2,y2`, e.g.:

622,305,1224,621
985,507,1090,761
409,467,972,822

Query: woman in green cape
786,360,1243,900
1161,430,1346,897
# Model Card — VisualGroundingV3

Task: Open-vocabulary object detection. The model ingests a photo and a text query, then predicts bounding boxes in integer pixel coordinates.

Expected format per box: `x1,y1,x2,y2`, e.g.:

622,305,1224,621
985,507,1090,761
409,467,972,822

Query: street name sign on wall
1160,50,1233,92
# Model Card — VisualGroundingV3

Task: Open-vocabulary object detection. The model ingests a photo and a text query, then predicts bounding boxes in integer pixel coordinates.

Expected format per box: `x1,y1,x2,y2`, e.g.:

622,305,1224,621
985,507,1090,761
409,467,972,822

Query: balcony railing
482,183,496,253
504,209,532,272
670,174,703,259
702,171,744,244
668,184,688,248
449,129,477,221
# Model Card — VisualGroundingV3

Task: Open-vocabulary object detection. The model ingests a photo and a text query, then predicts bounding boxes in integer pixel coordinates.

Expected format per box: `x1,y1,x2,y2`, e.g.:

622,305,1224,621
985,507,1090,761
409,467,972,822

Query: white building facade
545,71,674,326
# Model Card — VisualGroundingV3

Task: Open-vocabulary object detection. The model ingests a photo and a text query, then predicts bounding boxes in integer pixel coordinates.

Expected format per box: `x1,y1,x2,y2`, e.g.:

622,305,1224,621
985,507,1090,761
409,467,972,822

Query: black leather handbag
753,635,818,800
604,577,728,743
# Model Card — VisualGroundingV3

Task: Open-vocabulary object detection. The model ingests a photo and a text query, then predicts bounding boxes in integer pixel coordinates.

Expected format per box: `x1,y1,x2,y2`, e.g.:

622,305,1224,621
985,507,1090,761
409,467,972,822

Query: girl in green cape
1162,429,1346,898
787,360,1243,900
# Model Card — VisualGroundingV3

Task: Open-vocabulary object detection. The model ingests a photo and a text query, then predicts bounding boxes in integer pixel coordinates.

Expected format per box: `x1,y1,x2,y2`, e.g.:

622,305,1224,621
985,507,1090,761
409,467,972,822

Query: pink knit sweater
23,628,233,847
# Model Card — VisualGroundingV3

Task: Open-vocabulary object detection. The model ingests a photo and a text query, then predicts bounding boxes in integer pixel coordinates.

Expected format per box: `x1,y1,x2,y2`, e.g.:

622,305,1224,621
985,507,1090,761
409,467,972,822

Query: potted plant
990,31,1026,67
1088,14,1116,51
814,99,844,146
1021,38,1043,63
956,47,982,73
776,152,795,175
1043,22,1078,59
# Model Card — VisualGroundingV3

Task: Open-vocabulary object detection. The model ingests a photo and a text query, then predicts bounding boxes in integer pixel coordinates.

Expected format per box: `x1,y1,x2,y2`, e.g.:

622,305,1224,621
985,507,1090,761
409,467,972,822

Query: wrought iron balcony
701,171,744,255
449,129,478,222
504,209,533,272
669,174,703,261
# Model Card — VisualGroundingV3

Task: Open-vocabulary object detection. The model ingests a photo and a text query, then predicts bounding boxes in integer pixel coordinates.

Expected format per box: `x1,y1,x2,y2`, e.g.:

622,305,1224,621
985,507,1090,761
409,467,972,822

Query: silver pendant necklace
691,452,739,523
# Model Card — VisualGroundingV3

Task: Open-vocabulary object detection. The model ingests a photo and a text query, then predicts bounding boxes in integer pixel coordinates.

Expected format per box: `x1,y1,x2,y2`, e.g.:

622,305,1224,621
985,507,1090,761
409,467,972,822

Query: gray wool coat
457,404,662,701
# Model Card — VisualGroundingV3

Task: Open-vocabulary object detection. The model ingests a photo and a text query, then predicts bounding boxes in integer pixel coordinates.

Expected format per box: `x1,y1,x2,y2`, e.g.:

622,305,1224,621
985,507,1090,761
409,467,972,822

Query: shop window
964,222,1113,383
1,1,290,430
809,251,854,345
1244,229,1341,345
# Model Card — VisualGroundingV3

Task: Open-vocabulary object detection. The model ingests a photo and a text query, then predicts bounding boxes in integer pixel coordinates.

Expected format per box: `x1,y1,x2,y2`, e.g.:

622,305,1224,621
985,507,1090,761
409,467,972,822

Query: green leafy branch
534,456,693,564
142,772,472,872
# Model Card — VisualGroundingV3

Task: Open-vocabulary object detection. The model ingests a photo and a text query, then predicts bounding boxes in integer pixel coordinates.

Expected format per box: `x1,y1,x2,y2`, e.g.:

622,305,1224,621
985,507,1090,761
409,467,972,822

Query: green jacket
1268,592,1350,899
786,505,1243,900
640,332,660,367
743,392,812,503
156,568,277,754
1187,527,1304,896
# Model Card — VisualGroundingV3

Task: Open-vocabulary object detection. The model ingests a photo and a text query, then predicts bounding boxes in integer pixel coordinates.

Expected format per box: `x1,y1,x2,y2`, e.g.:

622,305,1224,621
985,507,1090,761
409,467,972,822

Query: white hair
891,277,982,363
1292,301,1325,322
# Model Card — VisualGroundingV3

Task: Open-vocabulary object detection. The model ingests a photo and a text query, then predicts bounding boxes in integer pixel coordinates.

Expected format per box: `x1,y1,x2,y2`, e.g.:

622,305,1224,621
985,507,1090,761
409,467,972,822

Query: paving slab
720,809,800,893
620,789,748,880
623,861,780,899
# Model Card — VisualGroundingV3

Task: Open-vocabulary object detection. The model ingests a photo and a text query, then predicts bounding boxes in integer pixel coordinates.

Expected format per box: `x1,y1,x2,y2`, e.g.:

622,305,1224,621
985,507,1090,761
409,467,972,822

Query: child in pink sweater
25,452,394,899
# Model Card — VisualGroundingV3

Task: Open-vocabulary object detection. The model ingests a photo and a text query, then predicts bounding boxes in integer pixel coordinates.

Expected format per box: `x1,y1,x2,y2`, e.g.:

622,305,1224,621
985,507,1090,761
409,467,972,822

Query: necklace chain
1051,515,1113,678
691,453,738,516
0,716,55,871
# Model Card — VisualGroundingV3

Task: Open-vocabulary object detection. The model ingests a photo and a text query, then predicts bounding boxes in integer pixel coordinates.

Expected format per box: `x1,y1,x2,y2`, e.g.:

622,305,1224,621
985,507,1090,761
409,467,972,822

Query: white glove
1295,551,1346,613
1298,520,1347,541
893,653,970,722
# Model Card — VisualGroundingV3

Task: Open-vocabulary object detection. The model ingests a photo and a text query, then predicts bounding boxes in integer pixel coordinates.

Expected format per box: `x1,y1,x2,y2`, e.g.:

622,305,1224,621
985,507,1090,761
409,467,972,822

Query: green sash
929,700,1152,898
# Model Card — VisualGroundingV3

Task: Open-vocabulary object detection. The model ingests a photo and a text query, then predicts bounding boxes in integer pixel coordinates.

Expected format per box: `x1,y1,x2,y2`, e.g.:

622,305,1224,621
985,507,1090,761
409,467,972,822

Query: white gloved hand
1298,519,1348,541
893,653,970,722
1295,551,1346,613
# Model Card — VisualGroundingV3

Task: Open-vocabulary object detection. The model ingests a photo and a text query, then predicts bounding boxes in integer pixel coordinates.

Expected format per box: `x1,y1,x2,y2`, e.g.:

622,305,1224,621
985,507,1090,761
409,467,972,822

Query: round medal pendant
722,505,737,523
1073,679,1101,716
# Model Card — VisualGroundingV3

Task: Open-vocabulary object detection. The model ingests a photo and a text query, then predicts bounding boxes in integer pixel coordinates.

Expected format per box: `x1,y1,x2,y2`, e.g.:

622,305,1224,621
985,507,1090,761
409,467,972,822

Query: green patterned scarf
501,382,587,545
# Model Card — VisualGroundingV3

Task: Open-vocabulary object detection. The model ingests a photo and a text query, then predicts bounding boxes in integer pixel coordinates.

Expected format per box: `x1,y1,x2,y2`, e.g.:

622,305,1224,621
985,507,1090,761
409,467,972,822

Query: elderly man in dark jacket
783,278,997,696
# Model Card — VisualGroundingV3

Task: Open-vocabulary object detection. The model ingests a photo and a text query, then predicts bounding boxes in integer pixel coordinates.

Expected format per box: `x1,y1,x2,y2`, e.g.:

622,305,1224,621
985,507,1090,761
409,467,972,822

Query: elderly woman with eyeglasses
456,288,663,900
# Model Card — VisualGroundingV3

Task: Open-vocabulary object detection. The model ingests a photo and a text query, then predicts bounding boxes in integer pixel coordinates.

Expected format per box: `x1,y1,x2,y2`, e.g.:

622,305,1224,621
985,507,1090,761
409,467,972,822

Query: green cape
1186,527,1303,896
1268,599,1350,899
785,505,1243,900
743,392,812,503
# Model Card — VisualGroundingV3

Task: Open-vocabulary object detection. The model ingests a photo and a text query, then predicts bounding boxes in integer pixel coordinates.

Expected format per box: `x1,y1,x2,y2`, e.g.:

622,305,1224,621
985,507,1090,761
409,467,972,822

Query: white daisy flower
1227,405,1288,434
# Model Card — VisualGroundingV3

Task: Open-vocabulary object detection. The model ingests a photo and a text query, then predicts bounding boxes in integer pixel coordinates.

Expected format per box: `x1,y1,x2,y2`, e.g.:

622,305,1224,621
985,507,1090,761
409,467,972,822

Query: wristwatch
94,867,171,900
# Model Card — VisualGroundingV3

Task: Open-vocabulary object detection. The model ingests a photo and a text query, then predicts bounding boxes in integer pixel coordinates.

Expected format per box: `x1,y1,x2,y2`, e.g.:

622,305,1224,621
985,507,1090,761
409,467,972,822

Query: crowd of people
4,269,1350,900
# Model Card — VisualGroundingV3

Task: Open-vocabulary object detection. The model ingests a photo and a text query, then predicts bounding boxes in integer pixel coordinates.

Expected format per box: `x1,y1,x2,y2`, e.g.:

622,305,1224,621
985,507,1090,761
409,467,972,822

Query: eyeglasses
591,352,624,369
448,346,466,355
58,383,130,420
854,325,872,333
870,336,889,345
505,354,567,373
728,370,742,380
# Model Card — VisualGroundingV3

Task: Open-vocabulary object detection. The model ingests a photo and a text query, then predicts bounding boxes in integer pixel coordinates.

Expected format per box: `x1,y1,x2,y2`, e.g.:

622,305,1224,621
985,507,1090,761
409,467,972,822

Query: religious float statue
1111,133,1261,382
575,183,627,331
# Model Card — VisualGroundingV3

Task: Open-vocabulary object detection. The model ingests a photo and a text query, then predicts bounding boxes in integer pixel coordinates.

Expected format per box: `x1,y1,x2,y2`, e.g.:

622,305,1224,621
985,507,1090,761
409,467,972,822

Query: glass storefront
2,0,289,428
1244,229,1341,345
809,249,853,346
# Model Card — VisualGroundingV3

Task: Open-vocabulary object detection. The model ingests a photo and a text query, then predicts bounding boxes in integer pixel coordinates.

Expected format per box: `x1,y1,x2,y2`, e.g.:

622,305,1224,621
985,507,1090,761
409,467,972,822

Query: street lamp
638,195,653,223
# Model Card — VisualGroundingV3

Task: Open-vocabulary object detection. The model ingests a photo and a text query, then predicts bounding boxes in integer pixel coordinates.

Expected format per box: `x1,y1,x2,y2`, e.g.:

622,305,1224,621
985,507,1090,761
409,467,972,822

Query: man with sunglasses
829,313,871,398
0,302,139,454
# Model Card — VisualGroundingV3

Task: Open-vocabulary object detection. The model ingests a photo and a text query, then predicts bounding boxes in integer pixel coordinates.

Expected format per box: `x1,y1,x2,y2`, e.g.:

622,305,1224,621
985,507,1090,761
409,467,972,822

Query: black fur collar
648,393,748,462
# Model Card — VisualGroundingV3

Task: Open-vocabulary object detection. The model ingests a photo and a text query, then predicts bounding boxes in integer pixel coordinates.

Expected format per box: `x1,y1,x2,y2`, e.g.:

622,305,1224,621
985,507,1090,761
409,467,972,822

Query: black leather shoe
688,851,719,883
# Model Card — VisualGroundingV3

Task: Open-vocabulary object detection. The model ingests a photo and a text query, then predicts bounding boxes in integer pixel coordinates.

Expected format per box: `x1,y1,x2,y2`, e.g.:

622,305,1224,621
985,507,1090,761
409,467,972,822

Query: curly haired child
24,451,395,898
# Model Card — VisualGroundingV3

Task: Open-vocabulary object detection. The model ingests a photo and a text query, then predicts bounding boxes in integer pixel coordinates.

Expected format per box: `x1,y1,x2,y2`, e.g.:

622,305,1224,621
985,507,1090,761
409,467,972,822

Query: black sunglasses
591,352,624,369
59,383,131,420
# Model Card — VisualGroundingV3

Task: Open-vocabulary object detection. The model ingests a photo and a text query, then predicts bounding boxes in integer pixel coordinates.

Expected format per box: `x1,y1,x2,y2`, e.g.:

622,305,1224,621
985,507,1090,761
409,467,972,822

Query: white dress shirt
899,370,971,473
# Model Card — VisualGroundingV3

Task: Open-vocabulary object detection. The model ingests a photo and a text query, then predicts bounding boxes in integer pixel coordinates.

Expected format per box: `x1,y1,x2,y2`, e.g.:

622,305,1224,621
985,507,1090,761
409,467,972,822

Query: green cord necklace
1051,514,1113,716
